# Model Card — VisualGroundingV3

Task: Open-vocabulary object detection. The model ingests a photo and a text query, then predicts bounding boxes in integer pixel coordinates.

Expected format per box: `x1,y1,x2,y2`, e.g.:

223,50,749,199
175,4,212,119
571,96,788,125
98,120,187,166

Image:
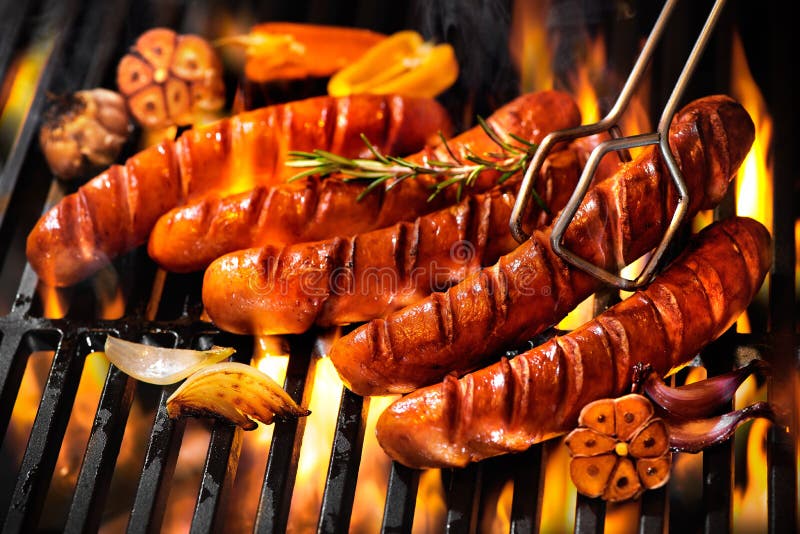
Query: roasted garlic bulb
39,88,131,180
566,394,672,502
117,28,224,129
566,362,777,502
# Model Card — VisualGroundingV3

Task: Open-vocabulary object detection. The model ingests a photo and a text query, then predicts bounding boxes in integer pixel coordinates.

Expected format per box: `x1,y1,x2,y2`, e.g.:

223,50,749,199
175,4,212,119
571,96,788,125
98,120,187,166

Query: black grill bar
509,445,544,534
381,462,420,533
127,385,187,534
317,388,369,534
64,360,136,533
766,4,797,530
189,423,243,533
702,331,736,534
574,495,605,534
0,2,797,533
254,335,316,534
3,331,81,533
639,487,668,534
443,463,482,533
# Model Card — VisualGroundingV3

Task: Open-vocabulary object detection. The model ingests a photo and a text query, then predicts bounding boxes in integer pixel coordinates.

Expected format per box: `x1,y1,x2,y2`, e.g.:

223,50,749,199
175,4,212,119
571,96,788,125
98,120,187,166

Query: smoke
412,0,520,124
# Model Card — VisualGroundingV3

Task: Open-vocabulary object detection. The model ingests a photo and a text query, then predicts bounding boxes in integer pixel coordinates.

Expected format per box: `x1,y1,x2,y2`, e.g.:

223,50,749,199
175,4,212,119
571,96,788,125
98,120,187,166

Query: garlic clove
628,418,670,458
564,427,617,457
639,360,769,420
637,456,672,490
614,394,655,442
666,401,776,453
602,457,642,502
569,454,618,498
104,335,234,385
166,362,310,430
577,398,616,436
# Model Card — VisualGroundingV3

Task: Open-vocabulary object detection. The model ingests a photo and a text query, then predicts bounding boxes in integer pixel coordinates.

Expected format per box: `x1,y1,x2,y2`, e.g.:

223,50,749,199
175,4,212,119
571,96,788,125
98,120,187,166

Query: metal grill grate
0,1,796,533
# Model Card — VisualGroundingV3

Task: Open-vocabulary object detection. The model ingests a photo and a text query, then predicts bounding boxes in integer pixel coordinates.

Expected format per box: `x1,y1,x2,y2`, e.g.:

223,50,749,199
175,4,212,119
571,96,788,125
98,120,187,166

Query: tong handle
510,0,727,290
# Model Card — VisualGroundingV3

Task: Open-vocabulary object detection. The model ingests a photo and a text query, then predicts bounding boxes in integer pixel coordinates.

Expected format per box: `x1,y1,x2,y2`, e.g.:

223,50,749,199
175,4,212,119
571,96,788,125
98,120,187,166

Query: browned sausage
328,95,756,396
375,216,771,468
201,140,620,335
147,90,582,273
26,94,453,287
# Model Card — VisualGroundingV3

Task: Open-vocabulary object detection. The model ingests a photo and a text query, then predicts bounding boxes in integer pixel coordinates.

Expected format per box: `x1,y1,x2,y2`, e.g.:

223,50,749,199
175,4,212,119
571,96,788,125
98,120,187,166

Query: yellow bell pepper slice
328,30,458,99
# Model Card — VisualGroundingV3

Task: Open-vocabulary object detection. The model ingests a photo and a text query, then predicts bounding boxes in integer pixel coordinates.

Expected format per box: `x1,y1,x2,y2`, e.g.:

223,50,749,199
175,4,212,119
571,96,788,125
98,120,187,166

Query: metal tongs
510,0,727,290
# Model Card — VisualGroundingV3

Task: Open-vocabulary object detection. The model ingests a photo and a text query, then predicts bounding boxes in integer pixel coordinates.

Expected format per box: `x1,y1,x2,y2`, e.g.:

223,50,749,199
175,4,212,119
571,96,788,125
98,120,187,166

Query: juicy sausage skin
376,216,771,469
26,94,453,286
328,95,756,396
202,142,618,335
148,90,582,273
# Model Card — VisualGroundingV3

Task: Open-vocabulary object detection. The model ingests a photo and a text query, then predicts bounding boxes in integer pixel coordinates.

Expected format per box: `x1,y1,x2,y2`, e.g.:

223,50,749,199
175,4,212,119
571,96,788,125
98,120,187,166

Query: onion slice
104,335,235,385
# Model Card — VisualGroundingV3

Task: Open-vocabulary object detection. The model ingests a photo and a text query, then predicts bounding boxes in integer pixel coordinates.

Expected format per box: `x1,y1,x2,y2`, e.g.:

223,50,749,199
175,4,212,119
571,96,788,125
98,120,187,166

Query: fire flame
0,40,52,145
731,32,773,235
38,283,69,319
730,30,773,334
509,0,553,92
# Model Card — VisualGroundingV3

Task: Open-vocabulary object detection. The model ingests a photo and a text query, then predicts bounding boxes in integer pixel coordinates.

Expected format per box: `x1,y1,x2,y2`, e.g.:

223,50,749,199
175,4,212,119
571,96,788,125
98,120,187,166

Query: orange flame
540,441,576,532
0,40,52,141
509,0,553,92
731,32,773,235
413,469,446,532
38,283,68,319
730,30,773,335
733,419,771,532
93,266,126,320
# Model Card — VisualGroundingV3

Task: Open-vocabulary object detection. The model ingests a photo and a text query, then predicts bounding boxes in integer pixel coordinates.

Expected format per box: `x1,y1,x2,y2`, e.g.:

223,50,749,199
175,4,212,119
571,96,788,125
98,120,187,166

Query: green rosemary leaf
288,164,335,182
498,170,516,184
433,175,465,192
438,131,463,164
426,160,459,168
341,169,395,179
284,159,325,168
530,188,551,216
312,149,356,167
508,133,537,150
384,155,418,169
456,181,464,202
355,159,394,172
287,150,320,159
477,116,517,153
384,173,415,192
465,166,483,187
356,175,393,201
360,133,391,164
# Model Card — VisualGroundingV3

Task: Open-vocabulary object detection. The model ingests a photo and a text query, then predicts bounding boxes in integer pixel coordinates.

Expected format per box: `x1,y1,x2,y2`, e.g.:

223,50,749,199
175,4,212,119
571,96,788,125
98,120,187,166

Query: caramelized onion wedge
636,360,769,420
166,362,310,430
667,402,776,453
104,335,234,385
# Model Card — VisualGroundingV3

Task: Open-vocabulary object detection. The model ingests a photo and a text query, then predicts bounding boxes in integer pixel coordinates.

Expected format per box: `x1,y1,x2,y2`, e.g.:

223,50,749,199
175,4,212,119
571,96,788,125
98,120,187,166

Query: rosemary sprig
286,118,548,212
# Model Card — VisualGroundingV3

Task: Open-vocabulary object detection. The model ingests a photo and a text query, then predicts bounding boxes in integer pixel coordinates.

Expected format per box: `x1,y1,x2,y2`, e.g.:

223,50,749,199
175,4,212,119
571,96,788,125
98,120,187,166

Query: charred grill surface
0,1,795,533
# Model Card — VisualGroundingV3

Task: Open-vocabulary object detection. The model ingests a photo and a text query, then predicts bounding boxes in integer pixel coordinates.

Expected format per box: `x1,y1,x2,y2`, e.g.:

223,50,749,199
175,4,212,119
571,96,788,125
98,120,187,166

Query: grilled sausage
26,94,452,287
202,139,621,335
148,90,582,273
328,95,756,396
376,216,771,468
